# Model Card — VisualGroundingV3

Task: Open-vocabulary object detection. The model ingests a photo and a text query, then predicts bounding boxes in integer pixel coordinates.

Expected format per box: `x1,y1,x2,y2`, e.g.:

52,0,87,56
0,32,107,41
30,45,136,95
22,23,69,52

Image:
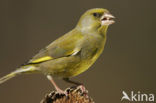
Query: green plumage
0,8,114,85
38,29,106,77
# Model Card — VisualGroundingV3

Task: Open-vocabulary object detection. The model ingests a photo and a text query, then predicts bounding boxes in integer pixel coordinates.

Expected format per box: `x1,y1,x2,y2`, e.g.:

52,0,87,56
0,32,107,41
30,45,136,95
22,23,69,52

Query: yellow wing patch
31,56,53,63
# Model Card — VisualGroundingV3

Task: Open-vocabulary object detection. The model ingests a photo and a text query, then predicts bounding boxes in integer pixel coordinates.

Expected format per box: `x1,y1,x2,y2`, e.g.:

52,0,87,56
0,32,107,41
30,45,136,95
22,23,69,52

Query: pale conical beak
101,13,115,26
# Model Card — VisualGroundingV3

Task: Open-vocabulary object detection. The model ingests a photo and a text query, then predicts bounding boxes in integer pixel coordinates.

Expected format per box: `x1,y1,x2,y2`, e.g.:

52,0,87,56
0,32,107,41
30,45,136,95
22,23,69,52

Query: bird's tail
0,65,37,84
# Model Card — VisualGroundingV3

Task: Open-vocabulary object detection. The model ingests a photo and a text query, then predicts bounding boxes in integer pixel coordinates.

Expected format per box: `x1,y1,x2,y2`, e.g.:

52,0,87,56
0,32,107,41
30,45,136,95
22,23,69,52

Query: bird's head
76,8,115,34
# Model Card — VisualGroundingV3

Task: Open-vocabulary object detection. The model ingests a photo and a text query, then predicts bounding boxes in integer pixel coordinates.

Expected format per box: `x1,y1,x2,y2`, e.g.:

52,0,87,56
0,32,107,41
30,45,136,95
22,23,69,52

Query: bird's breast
69,35,106,77
81,34,105,60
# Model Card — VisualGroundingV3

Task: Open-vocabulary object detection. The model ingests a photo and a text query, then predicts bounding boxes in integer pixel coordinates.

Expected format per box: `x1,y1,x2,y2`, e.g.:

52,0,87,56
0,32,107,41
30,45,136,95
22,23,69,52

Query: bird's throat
98,25,108,36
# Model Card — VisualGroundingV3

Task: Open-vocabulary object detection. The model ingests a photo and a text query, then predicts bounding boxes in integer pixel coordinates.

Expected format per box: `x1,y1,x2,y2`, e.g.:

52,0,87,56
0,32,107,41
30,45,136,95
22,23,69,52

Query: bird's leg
47,75,65,94
63,78,86,93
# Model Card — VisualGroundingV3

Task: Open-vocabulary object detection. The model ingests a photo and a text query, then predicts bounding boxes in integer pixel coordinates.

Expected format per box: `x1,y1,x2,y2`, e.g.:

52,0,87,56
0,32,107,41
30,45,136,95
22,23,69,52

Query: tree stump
41,86,94,103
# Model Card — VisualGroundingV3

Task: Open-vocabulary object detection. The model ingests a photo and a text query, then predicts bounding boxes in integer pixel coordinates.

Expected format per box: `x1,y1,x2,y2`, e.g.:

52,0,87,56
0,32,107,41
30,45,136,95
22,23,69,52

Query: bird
0,8,115,93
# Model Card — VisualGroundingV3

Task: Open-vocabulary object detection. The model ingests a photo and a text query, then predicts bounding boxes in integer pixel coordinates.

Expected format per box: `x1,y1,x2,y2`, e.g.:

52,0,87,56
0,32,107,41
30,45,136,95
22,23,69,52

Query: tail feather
0,72,16,84
0,65,37,84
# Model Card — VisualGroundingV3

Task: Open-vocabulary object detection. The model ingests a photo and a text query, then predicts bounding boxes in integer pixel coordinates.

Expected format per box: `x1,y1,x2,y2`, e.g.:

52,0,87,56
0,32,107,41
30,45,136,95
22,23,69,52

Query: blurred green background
0,0,156,103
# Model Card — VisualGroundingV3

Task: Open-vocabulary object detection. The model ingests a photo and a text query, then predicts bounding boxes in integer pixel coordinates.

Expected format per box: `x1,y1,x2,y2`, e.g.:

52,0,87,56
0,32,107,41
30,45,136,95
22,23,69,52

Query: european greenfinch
0,8,115,93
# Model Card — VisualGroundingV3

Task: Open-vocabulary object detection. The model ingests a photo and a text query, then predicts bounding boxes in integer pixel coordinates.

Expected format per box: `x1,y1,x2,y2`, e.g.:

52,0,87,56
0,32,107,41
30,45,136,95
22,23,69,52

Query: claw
77,85,88,94
56,89,68,96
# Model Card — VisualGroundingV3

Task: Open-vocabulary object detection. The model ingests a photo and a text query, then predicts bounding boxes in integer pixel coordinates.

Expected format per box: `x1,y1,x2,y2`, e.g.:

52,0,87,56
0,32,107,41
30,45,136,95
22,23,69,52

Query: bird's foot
77,85,88,94
55,85,88,97
56,88,68,96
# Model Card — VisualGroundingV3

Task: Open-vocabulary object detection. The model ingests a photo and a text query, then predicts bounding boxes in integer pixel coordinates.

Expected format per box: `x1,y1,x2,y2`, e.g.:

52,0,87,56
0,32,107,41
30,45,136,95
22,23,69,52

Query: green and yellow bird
0,8,115,93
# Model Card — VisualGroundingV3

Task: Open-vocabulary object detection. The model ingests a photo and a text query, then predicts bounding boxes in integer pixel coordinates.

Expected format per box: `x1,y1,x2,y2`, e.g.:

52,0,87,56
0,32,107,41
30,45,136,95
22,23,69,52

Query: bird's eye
93,13,100,17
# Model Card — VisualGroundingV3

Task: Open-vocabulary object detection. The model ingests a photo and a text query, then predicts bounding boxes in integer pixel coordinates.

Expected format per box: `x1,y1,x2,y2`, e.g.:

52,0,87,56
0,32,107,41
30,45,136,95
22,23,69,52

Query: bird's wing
28,30,83,64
